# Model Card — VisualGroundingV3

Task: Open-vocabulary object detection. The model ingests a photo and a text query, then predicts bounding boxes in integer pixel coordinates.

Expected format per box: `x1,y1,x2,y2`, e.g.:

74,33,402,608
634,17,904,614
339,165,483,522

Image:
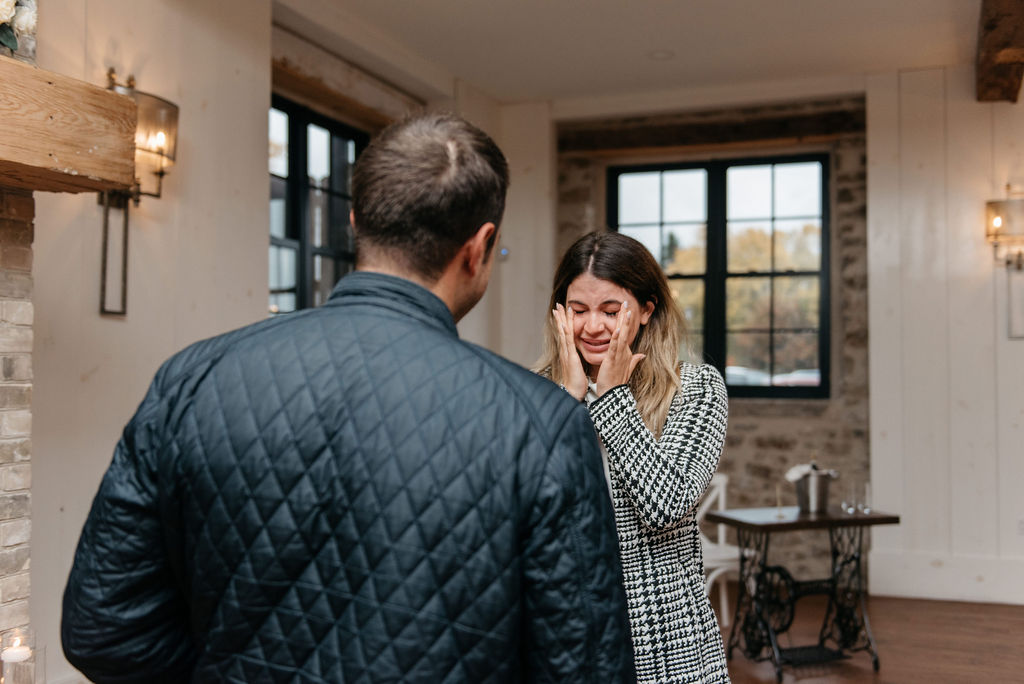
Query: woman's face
565,272,654,372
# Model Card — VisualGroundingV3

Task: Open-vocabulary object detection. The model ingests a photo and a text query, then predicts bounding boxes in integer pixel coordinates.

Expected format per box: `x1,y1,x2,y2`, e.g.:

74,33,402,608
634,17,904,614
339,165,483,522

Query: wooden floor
714,584,1024,683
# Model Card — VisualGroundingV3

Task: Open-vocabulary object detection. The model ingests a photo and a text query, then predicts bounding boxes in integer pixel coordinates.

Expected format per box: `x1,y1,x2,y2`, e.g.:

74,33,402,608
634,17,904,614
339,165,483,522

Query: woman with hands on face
551,272,650,401
535,231,731,684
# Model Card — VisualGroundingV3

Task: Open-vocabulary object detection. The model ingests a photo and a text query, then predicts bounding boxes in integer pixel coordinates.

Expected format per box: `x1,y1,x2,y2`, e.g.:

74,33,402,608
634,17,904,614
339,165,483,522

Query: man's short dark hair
351,112,510,281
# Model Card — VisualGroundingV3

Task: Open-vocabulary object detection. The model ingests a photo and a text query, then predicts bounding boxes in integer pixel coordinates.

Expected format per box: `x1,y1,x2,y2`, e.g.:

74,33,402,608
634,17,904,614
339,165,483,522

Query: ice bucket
794,467,837,513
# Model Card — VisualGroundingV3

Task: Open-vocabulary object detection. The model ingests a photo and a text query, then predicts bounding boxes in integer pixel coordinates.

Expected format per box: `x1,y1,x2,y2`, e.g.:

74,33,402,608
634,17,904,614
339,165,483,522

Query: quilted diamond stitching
160,283,601,682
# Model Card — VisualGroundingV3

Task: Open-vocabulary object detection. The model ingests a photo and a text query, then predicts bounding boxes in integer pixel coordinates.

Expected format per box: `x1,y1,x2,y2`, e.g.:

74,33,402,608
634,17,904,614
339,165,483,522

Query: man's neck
355,262,463,321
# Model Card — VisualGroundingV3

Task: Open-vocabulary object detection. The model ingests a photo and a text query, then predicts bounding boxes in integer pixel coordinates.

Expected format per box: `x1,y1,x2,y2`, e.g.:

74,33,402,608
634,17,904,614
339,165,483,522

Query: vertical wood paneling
992,100,1024,559
944,65,1000,558
866,72,905,552
861,65,1023,600
898,69,951,554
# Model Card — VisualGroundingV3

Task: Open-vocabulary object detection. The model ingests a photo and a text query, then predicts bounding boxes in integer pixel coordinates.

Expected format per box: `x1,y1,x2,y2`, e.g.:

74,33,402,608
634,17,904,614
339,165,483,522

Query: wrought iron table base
724,525,881,682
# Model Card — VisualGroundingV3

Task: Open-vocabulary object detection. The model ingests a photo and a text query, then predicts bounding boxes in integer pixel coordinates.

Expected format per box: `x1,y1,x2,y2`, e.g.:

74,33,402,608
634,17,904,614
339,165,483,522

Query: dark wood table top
705,506,900,532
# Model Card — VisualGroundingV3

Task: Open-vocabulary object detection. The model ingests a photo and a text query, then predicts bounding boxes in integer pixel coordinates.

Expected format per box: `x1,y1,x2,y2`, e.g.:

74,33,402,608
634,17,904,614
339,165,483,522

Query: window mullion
287,112,308,310
705,162,727,370
606,168,619,231
659,171,665,268
768,164,776,379
818,156,832,397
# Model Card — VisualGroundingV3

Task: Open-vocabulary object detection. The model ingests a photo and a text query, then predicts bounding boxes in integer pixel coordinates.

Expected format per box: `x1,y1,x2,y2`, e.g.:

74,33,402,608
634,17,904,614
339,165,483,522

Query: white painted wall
32,1,272,681
867,65,1024,604
450,87,557,366
450,80,503,351
495,102,556,367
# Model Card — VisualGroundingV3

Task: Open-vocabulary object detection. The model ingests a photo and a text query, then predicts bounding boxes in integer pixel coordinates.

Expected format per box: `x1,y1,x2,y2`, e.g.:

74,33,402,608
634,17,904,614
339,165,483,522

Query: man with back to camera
61,112,636,683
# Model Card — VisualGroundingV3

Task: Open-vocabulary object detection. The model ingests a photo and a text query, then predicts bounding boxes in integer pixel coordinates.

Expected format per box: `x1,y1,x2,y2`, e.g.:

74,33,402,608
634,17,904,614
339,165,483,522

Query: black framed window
269,96,369,313
608,154,830,398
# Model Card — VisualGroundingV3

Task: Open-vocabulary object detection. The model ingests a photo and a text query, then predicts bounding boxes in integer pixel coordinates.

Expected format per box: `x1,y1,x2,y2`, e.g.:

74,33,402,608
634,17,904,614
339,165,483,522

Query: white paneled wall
868,65,1024,603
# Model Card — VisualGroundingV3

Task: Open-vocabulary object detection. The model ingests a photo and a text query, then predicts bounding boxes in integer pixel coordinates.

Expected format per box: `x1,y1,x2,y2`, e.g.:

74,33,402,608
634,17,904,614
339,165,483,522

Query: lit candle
1,637,30,663
776,483,782,510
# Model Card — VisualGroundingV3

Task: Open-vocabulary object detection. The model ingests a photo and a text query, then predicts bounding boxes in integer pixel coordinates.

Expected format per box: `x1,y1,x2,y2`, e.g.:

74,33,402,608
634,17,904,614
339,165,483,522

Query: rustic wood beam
0,56,136,193
976,0,1024,102
271,26,423,134
272,59,395,134
558,108,864,154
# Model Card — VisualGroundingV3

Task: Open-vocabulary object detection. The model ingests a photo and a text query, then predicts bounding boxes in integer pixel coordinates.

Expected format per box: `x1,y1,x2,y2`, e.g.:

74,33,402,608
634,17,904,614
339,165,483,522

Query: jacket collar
327,271,458,337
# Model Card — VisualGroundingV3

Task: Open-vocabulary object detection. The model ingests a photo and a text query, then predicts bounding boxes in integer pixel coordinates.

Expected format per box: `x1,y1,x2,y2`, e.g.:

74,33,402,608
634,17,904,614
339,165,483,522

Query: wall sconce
986,188,1024,339
99,68,179,315
985,195,1024,270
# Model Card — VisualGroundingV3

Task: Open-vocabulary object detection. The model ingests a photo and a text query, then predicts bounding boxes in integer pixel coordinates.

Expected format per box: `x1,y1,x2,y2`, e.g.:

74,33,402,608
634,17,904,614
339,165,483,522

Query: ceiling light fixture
646,49,675,61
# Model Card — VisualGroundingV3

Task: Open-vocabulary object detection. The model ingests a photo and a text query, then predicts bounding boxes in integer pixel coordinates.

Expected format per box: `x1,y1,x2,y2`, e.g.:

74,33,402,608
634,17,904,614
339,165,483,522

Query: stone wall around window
556,99,868,579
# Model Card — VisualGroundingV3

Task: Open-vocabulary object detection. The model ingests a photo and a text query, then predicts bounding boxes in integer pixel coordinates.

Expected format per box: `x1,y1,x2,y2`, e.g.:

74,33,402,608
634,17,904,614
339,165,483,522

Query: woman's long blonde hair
535,231,686,437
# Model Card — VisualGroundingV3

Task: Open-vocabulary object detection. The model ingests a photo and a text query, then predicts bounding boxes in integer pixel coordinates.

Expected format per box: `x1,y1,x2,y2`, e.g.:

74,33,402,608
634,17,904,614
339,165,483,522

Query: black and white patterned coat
588,362,731,683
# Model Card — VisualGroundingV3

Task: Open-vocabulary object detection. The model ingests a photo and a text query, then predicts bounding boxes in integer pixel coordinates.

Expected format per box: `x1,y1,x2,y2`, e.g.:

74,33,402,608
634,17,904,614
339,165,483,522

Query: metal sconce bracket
99,190,130,315
1008,267,1024,340
98,69,178,316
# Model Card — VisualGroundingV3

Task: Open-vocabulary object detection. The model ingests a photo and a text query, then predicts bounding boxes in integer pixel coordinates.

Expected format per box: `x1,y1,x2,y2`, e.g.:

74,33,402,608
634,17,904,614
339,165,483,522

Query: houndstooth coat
587,362,731,684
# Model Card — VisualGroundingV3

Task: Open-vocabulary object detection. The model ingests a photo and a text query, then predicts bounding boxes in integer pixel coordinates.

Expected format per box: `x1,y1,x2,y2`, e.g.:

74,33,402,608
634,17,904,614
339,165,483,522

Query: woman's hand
553,304,587,401
595,302,645,397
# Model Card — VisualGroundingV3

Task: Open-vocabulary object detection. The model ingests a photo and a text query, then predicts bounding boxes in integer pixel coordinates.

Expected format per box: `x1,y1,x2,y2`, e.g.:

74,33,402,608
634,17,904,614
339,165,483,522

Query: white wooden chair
697,473,739,626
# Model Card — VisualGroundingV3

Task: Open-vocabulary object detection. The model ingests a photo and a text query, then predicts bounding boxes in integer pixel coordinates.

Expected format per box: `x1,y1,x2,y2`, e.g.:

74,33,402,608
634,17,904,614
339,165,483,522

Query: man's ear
349,210,357,234
464,222,497,276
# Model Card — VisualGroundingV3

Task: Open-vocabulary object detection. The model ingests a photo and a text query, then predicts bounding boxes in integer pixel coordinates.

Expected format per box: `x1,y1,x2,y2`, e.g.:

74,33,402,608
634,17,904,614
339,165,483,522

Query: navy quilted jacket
62,273,635,684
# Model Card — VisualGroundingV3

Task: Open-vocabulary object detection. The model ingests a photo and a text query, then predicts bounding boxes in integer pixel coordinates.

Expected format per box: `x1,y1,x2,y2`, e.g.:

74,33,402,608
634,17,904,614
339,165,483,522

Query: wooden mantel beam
977,0,1024,102
0,56,136,193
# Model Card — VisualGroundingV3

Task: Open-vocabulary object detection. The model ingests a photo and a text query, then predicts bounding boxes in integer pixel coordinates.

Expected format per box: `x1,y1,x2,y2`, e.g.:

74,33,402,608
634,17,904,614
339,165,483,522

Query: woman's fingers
557,304,573,340
607,303,630,362
552,303,587,401
607,306,622,355
557,305,573,348
628,353,646,378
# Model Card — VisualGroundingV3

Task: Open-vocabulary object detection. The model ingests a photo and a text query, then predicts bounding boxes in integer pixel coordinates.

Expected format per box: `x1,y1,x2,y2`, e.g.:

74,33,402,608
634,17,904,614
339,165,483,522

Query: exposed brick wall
0,186,32,632
556,98,868,579
717,135,868,578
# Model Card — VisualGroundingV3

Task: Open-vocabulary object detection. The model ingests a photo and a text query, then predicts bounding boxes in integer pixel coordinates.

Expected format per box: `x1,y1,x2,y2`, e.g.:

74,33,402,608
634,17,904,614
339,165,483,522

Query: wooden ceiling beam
976,0,1024,102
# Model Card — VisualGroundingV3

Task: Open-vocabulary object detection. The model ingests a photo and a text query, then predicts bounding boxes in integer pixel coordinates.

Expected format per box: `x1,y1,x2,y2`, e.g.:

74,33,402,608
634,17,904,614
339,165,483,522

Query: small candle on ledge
776,483,784,518
1,637,30,663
